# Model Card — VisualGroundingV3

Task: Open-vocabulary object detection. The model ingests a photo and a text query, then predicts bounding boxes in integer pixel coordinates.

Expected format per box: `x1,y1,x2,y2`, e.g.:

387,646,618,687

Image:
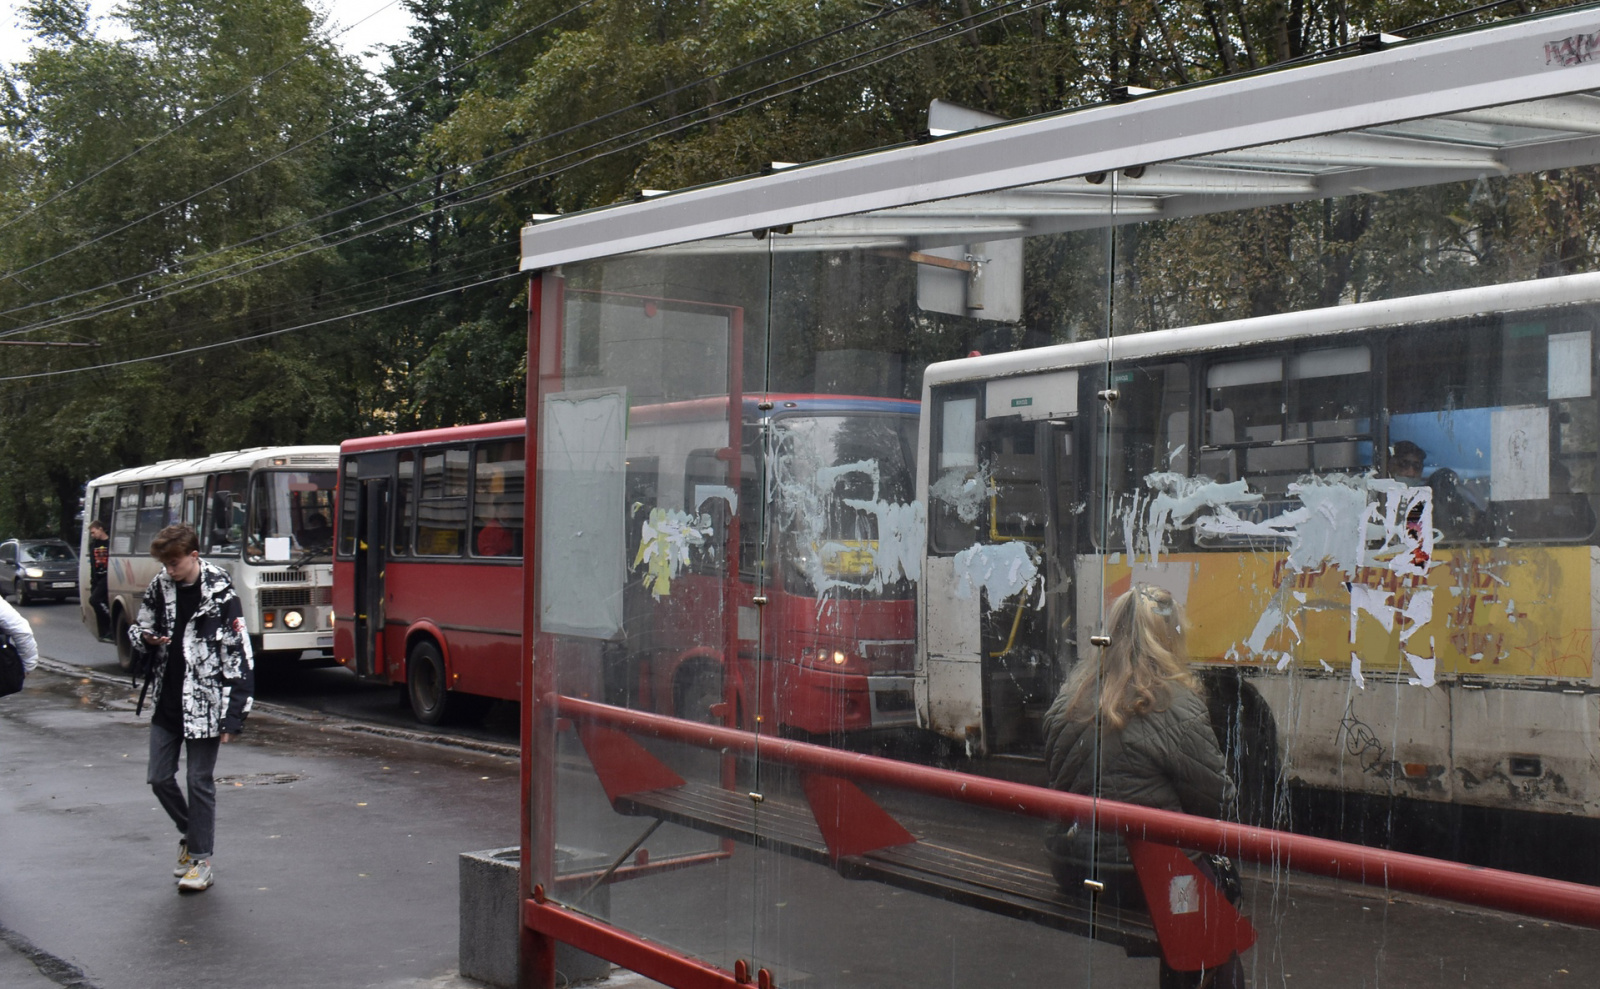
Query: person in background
1389,440,1426,483
1042,584,1244,989
88,520,111,640
1,594,40,684
130,524,254,894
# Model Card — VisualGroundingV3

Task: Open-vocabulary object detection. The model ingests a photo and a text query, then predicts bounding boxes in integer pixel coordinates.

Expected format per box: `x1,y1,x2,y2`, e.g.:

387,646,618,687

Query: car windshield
23,543,74,562
245,470,338,564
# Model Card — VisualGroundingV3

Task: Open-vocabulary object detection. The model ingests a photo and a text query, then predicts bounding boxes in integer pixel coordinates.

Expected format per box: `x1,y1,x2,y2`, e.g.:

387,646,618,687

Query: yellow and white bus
81,446,340,669
917,270,1600,829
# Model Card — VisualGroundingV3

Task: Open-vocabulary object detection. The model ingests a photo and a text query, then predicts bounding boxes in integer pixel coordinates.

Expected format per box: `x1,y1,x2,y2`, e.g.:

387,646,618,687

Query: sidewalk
0,661,522,989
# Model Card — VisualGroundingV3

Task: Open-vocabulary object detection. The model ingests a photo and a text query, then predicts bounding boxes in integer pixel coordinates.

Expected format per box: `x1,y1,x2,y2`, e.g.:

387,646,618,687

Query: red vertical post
520,272,560,989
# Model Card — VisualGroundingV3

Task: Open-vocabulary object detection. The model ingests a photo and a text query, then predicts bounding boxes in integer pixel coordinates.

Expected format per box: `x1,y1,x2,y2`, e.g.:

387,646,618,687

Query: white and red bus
333,394,921,732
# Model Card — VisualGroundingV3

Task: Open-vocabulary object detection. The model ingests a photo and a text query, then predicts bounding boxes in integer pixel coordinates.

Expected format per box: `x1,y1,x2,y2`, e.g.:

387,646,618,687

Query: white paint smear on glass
693,484,738,514
952,541,1039,608
930,467,988,523
633,508,710,598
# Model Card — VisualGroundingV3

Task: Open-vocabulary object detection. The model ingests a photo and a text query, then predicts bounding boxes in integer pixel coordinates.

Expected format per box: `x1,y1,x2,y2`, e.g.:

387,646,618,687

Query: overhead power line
0,0,999,342
0,0,604,290
0,0,928,327
0,268,526,382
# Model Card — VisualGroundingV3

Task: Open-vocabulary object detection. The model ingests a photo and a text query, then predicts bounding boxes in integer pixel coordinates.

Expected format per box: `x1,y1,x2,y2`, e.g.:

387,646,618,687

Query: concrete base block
460,846,613,988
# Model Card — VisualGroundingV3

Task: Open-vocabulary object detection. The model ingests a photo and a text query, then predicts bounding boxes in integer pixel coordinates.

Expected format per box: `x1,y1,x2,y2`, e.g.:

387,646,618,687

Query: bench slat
614,781,1160,957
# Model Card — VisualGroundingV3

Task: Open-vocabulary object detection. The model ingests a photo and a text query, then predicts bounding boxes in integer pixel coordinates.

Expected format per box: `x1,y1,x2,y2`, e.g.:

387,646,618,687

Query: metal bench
614,778,1161,957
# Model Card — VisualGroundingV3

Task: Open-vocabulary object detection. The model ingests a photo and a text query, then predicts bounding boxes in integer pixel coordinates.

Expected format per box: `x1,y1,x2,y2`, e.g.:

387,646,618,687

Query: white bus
81,446,340,669
917,270,1600,829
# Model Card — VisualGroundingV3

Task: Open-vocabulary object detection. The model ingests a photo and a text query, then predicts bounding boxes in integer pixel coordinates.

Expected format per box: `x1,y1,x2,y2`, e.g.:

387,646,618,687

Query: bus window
417,446,469,556
1389,318,1597,542
1206,345,1371,495
771,413,919,599
1095,362,1191,550
623,455,659,577
205,472,248,556
112,484,139,554
981,418,1045,543
392,453,413,557
928,388,981,554
136,482,167,552
683,448,731,573
182,488,203,526
337,459,359,558
244,470,337,558
472,441,524,558
166,479,184,525
94,494,113,538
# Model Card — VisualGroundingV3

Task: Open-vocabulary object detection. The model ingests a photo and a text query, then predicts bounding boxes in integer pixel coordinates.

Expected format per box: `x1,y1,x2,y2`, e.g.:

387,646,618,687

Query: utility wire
0,0,603,288
8,0,1435,367
0,0,1002,339
0,269,526,382
0,0,929,325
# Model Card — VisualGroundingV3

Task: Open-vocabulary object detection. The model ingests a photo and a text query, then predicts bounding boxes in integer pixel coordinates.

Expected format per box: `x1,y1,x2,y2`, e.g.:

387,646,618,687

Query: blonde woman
1043,584,1241,989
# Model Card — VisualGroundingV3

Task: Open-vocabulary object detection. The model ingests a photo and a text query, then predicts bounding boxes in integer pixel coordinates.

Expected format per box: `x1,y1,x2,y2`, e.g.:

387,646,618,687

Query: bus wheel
114,613,135,673
1205,674,1282,827
674,664,723,724
407,641,451,726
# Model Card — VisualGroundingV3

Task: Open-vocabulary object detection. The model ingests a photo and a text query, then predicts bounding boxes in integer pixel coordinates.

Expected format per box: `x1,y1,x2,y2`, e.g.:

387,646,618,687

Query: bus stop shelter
515,8,1600,989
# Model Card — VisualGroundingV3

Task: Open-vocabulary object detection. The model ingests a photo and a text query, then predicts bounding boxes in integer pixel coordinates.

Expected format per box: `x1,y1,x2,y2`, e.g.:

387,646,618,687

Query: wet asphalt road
1,597,520,989
6,597,1600,988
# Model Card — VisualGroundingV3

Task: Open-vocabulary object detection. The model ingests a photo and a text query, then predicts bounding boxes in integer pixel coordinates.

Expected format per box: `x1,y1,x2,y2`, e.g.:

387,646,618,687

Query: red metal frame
554,695,1600,932
525,900,749,989
522,272,558,989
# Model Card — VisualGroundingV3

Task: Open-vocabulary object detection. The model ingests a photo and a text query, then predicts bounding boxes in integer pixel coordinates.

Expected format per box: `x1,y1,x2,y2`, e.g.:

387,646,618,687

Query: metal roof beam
521,9,1600,270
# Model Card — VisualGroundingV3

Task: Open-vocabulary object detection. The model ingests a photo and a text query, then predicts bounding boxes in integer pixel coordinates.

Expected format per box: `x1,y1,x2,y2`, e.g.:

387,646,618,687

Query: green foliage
0,0,1593,543
0,0,366,537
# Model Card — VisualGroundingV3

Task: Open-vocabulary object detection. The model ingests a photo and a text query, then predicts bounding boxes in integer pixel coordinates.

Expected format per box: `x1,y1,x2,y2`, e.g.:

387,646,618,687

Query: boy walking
129,524,254,892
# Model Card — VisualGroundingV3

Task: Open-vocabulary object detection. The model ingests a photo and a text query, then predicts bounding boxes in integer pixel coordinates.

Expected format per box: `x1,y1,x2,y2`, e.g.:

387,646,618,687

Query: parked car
0,538,80,604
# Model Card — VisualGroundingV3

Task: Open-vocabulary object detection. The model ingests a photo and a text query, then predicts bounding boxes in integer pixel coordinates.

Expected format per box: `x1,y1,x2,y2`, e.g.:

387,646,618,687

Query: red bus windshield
771,412,920,602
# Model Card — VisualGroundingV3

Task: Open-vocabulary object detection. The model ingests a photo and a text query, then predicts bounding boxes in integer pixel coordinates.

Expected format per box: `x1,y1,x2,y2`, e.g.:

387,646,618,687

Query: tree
0,0,368,537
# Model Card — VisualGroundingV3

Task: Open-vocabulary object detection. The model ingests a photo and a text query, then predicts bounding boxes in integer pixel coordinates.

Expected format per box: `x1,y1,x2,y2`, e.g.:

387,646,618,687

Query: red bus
333,395,921,735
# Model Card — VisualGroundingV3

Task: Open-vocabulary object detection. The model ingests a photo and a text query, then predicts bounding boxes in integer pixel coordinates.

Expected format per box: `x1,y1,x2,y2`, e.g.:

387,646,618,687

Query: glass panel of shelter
530,86,1600,989
796,94,1600,986
535,248,770,978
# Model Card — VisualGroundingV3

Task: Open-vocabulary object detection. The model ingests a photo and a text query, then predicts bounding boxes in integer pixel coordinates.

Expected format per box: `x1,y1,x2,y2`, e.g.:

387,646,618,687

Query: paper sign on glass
1490,407,1549,502
1548,331,1592,400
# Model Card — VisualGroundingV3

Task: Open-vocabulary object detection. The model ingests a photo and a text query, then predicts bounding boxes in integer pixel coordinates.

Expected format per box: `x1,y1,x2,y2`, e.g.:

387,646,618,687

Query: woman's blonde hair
1058,584,1200,730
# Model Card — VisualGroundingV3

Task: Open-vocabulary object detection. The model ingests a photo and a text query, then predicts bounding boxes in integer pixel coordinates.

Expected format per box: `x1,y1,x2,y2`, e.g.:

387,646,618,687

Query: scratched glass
528,65,1600,989
532,247,771,972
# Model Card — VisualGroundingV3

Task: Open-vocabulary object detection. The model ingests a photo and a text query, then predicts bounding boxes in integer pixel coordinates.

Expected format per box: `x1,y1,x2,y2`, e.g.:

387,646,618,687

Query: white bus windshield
246,470,338,564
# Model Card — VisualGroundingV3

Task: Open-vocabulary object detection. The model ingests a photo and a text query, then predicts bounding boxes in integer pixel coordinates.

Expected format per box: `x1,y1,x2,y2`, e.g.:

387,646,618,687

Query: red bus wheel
674,665,723,724
407,640,451,726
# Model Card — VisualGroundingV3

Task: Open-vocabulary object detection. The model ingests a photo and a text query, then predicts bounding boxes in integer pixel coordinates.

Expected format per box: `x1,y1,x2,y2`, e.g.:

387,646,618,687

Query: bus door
924,372,1079,755
352,470,391,679
976,411,1073,753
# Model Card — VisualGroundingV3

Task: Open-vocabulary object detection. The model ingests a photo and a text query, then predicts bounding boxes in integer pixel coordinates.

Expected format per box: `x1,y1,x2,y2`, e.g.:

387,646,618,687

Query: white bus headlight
283,610,304,630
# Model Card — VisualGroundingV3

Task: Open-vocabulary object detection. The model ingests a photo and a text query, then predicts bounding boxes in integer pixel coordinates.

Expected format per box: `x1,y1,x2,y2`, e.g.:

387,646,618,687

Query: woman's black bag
0,635,25,697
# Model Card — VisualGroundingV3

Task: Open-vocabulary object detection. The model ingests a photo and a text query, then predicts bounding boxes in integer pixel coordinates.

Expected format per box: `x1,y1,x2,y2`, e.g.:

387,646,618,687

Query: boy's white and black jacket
128,561,255,738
